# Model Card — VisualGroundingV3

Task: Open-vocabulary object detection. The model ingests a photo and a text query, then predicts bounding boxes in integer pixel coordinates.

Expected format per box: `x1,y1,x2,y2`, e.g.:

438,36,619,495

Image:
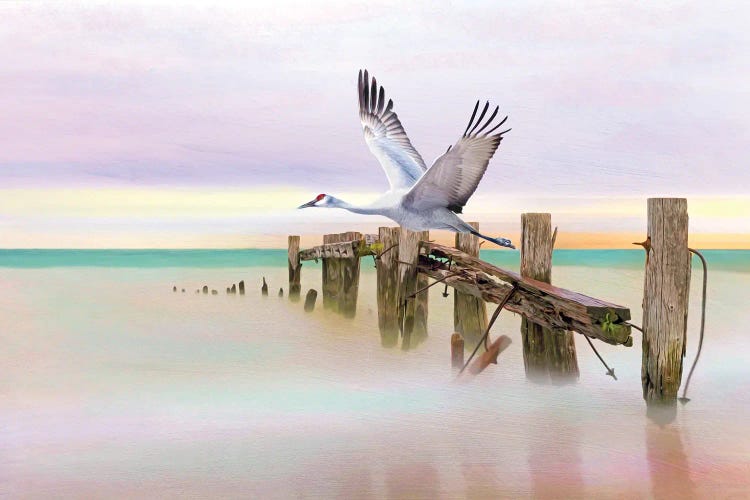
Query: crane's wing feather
359,70,427,190
404,101,509,213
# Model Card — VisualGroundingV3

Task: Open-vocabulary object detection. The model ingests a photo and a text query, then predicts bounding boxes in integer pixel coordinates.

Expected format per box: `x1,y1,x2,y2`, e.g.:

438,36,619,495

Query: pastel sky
1,1,748,248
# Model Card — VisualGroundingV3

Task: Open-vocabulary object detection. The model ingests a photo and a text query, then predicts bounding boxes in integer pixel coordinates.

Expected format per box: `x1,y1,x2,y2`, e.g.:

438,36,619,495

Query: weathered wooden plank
299,240,358,261
642,198,691,405
520,213,579,382
399,229,429,350
454,222,488,347
420,241,631,325
338,231,362,318
288,236,301,302
416,250,632,346
377,227,401,347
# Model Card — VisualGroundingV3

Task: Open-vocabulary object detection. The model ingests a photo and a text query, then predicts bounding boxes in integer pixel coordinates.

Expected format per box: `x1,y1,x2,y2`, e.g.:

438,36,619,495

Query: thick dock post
398,229,429,350
288,236,301,302
339,231,362,318
322,233,341,311
642,198,691,406
454,222,488,347
520,213,579,382
377,226,401,347
321,232,361,316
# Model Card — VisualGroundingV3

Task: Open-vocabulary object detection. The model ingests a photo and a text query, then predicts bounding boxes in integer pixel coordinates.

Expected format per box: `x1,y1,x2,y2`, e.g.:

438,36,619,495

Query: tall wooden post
398,229,429,350
339,231,362,318
520,213,579,382
322,233,342,311
642,198,690,406
288,236,301,302
454,222,488,347
377,226,401,347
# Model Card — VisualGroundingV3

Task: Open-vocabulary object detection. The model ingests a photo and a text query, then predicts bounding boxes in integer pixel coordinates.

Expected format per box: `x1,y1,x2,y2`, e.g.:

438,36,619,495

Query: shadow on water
646,406,696,499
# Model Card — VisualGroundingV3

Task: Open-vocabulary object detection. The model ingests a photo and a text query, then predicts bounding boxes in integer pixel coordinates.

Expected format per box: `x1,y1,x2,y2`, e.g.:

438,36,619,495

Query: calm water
1,250,749,498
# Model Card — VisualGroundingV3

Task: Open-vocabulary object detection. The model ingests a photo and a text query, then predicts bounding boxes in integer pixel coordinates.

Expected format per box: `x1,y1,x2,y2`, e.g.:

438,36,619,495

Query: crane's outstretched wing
358,69,427,190
403,101,510,213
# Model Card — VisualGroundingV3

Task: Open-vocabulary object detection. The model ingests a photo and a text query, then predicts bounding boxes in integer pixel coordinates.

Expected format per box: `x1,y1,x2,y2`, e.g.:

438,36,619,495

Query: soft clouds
0,1,748,246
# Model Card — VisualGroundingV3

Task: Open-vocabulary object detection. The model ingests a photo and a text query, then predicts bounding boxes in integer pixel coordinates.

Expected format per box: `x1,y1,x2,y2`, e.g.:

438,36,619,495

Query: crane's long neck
328,196,381,215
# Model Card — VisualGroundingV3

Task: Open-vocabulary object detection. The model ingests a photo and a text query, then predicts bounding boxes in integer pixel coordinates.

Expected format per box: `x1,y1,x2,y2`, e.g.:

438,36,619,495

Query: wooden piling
322,233,342,311
288,236,301,302
261,277,268,296
454,222,488,347
377,226,401,347
304,289,318,312
451,333,465,369
202,285,208,294
398,229,429,350
338,231,362,318
238,280,245,295
230,283,237,294
520,213,579,382
642,198,691,405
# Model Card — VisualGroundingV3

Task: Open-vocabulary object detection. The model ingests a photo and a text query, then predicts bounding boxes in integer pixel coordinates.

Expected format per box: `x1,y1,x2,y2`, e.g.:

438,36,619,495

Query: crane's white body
298,70,514,249
329,189,474,232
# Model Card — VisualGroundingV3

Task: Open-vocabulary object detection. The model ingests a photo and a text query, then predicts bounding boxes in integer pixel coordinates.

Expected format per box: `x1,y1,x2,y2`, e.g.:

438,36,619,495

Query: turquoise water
1,249,747,271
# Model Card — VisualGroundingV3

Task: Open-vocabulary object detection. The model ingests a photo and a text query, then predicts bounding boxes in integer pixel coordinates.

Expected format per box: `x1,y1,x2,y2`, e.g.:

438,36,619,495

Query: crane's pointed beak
497,237,515,249
297,199,318,209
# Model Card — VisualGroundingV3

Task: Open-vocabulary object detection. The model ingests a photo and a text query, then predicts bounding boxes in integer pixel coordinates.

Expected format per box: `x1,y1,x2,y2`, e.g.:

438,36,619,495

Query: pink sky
1,1,748,247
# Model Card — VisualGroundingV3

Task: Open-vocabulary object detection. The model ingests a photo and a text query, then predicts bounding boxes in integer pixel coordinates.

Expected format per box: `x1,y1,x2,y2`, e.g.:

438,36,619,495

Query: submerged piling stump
451,333,465,369
304,289,318,312
454,222,488,347
202,285,208,294
520,213,579,382
261,277,268,296
642,198,691,406
288,236,301,302
238,280,245,295
398,229,429,350
377,226,401,347
230,284,237,294
278,288,283,297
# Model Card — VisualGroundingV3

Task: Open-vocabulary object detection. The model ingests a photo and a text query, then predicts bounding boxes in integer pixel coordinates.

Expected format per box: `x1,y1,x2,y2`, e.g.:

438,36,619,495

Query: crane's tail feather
469,230,515,249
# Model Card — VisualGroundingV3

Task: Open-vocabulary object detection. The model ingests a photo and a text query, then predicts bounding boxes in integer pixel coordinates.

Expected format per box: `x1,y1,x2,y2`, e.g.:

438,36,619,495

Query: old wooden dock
288,198,694,408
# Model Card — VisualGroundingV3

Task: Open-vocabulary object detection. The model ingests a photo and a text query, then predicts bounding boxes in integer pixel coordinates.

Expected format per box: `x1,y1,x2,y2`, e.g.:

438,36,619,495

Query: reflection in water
462,462,503,498
335,466,375,500
386,463,439,499
646,418,696,500
528,414,585,499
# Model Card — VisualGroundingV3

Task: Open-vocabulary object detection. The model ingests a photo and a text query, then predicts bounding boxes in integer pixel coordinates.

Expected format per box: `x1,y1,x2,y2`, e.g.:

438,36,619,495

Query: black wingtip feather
475,105,499,135
468,101,490,136
463,100,480,137
483,115,509,136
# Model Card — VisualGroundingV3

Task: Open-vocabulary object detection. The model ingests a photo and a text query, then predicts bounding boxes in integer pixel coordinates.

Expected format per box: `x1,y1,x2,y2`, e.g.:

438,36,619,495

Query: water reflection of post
385,463,439,498
646,414,696,499
528,414,584,499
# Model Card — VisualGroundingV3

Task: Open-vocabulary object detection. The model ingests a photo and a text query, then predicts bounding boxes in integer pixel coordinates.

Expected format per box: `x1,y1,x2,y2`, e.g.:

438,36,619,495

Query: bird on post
298,69,515,249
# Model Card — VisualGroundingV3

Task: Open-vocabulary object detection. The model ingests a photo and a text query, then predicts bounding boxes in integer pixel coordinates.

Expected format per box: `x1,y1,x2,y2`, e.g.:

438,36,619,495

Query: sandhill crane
298,70,515,249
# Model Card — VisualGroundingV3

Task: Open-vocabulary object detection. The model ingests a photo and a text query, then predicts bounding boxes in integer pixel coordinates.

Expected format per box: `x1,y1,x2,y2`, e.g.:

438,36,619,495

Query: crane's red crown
316,194,325,201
